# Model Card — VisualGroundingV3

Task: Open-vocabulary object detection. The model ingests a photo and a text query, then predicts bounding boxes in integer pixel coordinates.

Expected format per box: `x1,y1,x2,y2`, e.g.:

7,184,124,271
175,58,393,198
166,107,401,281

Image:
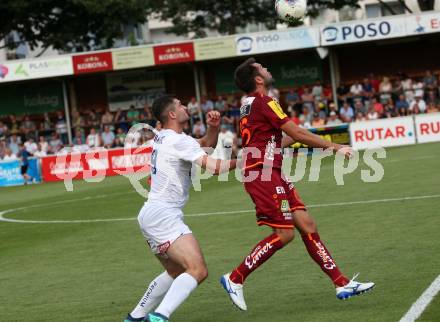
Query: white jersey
148,129,206,208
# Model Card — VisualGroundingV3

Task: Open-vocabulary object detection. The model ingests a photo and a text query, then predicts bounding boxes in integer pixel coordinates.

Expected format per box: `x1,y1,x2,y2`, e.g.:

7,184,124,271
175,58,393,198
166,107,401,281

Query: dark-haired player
125,96,237,322
220,58,374,311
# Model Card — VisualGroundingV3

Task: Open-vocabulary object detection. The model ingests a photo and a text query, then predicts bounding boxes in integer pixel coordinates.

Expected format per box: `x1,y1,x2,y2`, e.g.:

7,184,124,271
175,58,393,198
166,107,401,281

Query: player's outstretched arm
280,121,353,158
197,111,221,148
195,155,237,175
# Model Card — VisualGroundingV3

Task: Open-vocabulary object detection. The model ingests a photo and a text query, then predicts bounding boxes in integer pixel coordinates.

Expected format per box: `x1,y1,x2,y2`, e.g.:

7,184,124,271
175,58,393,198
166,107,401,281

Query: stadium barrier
0,158,41,187
40,146,152,182
349,113,440,150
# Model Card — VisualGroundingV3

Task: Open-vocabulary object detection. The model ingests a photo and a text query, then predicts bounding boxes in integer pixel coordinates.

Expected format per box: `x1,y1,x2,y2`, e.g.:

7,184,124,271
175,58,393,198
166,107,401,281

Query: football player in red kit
220,58,374,311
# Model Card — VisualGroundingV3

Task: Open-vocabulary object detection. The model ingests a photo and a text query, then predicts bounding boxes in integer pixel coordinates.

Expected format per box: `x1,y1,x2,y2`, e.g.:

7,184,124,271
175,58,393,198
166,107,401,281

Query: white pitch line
399,274,440,322
1,194,440,224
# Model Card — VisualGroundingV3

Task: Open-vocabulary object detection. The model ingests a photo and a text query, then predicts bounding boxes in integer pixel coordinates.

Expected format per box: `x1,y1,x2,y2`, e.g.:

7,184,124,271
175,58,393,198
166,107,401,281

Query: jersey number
151,149,158,174
239,117,252,146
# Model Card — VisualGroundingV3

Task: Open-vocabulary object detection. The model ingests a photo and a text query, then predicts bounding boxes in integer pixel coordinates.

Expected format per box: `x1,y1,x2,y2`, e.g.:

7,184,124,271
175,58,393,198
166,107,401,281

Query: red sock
230,233,284,284
301,233,349,287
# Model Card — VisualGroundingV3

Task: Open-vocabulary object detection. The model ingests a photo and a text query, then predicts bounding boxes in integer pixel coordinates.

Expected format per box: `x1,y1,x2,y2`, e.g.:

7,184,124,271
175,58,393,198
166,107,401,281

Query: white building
1,0,439,61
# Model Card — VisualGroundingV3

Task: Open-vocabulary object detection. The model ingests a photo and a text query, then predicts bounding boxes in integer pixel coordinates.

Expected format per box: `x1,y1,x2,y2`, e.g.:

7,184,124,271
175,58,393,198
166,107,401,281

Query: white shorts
137,201,192,256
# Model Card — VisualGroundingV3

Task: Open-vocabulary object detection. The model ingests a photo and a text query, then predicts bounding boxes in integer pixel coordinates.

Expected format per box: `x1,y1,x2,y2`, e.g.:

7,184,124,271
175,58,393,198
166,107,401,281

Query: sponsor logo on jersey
264,135,276,161
314,241,336,270
157,241,171,254
245,242,273,269
267,100,287,119
280,199,290,212
240,97,255,118
140,280,158,307
276,186,286,194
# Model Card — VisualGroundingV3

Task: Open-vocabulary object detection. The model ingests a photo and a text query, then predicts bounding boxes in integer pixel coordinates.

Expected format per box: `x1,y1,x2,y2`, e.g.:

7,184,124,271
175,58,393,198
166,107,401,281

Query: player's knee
187,265,208,283
277,229,295,245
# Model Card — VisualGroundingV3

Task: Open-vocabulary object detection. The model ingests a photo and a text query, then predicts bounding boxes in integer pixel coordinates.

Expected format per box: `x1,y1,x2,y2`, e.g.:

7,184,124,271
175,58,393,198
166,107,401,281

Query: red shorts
244,167,306,228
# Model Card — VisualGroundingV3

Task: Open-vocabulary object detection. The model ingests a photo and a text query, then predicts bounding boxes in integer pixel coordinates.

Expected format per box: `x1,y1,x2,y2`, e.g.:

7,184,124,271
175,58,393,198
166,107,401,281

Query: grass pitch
1,143,440,322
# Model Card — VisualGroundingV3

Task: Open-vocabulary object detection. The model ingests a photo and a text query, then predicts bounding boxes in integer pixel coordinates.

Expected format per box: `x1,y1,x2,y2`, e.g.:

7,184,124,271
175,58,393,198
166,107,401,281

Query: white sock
130,271,174,318
155,273,198,318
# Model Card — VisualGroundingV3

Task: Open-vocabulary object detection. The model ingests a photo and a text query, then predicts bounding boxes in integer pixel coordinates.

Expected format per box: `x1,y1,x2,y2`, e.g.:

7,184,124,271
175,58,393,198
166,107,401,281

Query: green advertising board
215,55,322,94
0,81,63,116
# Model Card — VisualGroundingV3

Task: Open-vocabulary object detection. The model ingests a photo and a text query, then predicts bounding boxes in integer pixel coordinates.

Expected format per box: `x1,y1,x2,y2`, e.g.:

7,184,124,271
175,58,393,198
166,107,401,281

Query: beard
264,76,275,88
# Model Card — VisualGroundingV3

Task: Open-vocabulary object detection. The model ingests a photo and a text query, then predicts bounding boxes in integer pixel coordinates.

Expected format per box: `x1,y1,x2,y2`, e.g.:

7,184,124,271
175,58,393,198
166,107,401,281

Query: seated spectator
2,148,17,161
21,115,36,140
101,110,114,128
354,100,367,115
301,87,314,112
401,76,414,103
328,102,338,116
140,105,154,126
339,101,354,123
396,94,409,111
413,78,424,99
215,95,227,115
24,138,38,155
72,110,85,131
426,91,440,105
38,136,49,154
367,106,379,120
187,97,201,121
384,99,397,117
0,121,8,137
355,112,368,122
86,128,101,148
201,96,214,113
55,111,68,144
410,96,427,113
9,115,19,135
115,128,127,147
337,83,350,105
369,73,380,92
299,106,313,125
379,77,393,104
423,70,437,94
290,110,300,126
427,103,439,113
285,88,300,110
49,132,63,153
350,81,363,102
371,97,384,117
326,111,342,126
8,134,20,155
72,130,86,146
311,113,325,127
0,139,6,159
41,112,52,131
33,144,47,158
101,125,115,149
114,108,128,132
127,105,140,125
312,80,323,100
362,78,375,101
192,118,206,138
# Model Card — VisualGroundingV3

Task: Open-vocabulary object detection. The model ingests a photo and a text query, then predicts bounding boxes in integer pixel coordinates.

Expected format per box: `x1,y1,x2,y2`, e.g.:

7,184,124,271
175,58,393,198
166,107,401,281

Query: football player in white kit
124,96,237,322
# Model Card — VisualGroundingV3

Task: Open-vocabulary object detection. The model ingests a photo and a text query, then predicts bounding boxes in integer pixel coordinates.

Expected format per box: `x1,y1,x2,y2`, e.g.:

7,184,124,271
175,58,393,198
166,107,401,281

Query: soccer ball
275,0,307,22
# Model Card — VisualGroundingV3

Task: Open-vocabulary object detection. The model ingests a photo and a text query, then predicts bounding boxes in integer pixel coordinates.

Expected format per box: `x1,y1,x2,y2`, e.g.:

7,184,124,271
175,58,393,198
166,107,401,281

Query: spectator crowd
0,70,439,162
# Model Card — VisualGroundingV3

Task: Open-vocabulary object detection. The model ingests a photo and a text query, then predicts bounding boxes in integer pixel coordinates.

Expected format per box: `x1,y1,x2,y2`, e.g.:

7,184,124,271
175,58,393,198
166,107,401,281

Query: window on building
366,2,405,18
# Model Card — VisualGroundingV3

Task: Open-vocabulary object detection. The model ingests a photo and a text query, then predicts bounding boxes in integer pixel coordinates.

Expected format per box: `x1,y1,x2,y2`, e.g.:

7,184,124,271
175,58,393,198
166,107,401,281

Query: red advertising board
40,147,152,182
72,52,113,74
153,42,195,65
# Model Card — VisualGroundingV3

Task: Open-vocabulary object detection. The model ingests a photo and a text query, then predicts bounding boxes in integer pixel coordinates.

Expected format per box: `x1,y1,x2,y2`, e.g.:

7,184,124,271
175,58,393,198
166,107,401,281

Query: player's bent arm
197,125,219,149
281,121,339,150
195,155,237,175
